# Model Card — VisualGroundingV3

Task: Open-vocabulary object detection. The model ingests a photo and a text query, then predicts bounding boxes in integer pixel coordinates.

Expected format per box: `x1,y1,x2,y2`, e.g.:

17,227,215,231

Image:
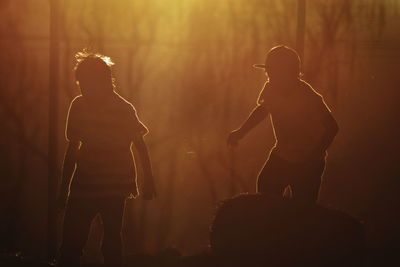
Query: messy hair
74,49,115,89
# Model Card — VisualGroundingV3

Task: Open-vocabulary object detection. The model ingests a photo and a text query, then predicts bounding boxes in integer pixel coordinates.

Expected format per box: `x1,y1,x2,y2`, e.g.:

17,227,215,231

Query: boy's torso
260,80,329,162
68,93,140,198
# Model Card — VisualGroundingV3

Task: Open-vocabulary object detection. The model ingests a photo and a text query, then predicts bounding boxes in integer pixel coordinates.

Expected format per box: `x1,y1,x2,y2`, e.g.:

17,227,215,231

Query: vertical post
296,0,306,61
48,0,59,262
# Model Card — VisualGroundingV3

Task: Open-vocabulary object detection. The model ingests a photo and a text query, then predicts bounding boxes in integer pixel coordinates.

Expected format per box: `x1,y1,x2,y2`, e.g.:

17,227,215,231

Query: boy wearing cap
57,51,156,266
227,45,338,203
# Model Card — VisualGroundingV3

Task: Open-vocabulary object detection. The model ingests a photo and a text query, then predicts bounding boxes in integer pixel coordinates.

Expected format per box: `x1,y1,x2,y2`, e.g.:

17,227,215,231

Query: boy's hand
227,129,243,147
142,176,157,200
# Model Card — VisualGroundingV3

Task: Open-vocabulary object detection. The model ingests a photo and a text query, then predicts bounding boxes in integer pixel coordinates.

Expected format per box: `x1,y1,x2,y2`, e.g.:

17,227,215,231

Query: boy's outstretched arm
133,135,156,200
57,140,80,210
227,105,269,147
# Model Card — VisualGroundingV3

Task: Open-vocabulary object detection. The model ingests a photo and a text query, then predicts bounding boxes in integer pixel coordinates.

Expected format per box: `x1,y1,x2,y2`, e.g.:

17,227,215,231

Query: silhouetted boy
57,51,156,267
228,45,338,203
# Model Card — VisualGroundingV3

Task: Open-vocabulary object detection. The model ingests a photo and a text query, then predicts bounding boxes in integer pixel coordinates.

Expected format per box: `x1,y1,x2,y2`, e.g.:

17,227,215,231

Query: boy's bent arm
132,135,156,199
310,111,339,159
58,140,80,209
321,111,339,151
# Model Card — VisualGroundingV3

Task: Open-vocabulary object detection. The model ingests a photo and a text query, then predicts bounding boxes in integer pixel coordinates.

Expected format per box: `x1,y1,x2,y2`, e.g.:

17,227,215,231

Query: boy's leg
99,197,126,267
59,198,97,267
257,153,290,196
290,159,326,203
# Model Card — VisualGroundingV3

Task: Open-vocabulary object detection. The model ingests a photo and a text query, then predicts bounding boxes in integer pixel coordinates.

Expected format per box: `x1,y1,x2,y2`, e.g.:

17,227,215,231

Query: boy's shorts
257,152,326,203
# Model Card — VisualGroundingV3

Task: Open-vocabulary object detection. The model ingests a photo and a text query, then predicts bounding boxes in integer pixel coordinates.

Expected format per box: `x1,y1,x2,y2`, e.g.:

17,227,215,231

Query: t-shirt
257,79,331,163
65,92,148,198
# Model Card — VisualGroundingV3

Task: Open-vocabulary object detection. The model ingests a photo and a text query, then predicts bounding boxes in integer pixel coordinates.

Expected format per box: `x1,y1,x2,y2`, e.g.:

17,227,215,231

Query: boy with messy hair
57,51,156,267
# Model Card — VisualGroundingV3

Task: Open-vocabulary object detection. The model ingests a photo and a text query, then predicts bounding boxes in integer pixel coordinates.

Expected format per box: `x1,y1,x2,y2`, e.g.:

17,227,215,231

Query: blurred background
0,0,399,263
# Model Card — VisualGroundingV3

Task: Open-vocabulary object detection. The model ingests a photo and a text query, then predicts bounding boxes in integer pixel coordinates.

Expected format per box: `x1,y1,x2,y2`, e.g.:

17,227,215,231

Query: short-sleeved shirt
257,79,331,163
65,92,148,198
